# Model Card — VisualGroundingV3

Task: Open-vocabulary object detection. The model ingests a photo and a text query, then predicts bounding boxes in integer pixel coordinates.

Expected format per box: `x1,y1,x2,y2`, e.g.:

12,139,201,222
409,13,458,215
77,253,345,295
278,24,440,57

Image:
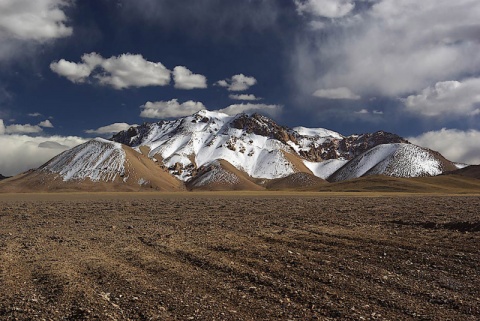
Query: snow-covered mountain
1,138,183,192
0,111,462,192
41,138,126,182
110,110,458,187
111,110,423,186
328,143,457,182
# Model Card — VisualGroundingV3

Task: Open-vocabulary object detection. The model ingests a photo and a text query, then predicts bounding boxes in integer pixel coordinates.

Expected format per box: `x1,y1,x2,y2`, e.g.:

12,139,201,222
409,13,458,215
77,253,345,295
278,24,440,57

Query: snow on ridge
293,126,343,139
43,138,126,182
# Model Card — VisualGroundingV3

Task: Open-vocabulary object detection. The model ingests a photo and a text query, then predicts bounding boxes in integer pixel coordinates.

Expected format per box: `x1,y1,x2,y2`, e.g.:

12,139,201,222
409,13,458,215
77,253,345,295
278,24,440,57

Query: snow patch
304,159,349,179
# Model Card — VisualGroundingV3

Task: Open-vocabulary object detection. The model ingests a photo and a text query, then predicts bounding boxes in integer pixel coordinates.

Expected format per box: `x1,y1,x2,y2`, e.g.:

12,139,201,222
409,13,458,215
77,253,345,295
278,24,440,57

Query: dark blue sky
1,0,479,175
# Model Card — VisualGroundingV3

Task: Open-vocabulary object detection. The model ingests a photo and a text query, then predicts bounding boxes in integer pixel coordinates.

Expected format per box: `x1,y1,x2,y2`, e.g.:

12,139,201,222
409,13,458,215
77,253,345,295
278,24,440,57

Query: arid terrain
0,192,479,320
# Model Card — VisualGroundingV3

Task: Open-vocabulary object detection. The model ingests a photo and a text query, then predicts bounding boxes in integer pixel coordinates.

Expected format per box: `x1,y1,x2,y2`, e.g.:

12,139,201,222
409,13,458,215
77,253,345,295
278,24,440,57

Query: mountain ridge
0,110,472,192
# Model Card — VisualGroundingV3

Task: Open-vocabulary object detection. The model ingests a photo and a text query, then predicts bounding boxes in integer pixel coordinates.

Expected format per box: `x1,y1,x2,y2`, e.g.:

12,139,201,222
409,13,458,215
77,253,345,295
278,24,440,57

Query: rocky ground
0,193,479,320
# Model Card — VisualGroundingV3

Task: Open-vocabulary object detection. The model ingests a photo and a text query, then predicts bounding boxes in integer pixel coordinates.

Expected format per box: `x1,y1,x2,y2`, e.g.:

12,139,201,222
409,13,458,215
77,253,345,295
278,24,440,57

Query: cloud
216,74,257,92
0,134,86,176
173,66,207,90
354,109,369,114
3,123,43,134
409,128,480,165
85,123,137,135
313,87,361,100
140,99,206,119
50,53,171,89
0,119,55,134
38,120,54,128
293,0,480,98
229,94,262,101
0,0,72,61
50,57,94,83
218,103,282,117
404,78,480,117
28,112,42,117
294,0,355,18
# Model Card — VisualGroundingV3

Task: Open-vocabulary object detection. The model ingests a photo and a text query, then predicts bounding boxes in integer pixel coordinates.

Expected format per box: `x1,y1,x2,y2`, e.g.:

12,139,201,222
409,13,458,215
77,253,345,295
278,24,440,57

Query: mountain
111,110,455,184
0,111,464,192
328,143,457,182
0,138,183,192
0,174,9,180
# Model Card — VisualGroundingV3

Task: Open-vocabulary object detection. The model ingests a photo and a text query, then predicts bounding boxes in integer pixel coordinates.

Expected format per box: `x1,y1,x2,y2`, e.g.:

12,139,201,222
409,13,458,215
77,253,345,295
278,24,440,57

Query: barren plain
0,192,479,320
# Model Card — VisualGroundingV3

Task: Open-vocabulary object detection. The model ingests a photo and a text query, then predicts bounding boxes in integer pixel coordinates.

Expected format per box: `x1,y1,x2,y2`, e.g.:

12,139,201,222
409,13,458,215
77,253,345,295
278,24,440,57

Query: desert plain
0,191,479,320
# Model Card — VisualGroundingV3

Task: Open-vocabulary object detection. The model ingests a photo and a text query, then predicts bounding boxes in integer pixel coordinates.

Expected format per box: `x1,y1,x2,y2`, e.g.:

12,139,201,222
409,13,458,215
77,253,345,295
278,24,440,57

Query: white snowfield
303,159,349,179
42,138,126,182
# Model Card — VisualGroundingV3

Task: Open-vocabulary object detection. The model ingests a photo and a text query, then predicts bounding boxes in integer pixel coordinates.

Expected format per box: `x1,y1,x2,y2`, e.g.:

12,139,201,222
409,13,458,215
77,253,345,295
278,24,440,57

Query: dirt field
0,192,479,320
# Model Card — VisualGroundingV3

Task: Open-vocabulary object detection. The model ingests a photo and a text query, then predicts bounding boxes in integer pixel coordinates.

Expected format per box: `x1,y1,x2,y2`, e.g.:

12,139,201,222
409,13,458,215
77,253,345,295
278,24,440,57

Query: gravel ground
0,193,479,320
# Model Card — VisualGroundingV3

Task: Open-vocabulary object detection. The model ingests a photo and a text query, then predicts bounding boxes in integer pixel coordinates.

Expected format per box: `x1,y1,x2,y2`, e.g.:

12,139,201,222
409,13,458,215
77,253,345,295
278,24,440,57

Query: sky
1,0,480,176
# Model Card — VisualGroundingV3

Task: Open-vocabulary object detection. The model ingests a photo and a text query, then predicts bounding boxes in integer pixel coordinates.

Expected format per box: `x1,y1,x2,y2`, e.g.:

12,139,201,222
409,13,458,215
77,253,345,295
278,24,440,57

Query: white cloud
4,123,43,134
409,129,480,165
38,120,54,128
28,112,42,117
0,119,55,134
0,0,72,41
404,78,480,117
313,87,361,100
98,54,171,89
294,0,480,98
218,103,282,117
229,94,262,101
0,0,72,61
51,53,172,89
216,74,257,91
140,99,206,118
354,109,369,114
294,0,355,18
173,66,207,90
0,134,86,176
50,58,94,83
85,123,137,135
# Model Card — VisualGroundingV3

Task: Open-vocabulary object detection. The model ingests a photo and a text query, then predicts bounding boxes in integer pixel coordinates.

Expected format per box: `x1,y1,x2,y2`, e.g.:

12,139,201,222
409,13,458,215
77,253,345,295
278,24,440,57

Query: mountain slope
0,138,183,192
328,144,457,182
186,160,264,191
